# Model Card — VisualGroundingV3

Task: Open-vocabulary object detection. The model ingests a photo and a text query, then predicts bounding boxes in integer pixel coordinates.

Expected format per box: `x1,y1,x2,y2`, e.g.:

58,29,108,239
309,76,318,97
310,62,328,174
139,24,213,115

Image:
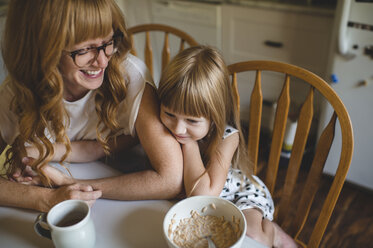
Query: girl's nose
174,120,186,135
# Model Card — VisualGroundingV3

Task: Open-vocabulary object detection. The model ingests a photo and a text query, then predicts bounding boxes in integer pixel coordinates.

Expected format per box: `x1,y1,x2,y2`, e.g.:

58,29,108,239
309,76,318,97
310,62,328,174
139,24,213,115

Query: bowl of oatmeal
163,196,247,248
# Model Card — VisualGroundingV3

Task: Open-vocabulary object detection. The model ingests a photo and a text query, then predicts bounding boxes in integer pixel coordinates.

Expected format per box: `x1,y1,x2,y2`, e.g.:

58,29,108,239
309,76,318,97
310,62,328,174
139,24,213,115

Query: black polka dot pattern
223,125,239,140
220,168,274,221
220,125,274,220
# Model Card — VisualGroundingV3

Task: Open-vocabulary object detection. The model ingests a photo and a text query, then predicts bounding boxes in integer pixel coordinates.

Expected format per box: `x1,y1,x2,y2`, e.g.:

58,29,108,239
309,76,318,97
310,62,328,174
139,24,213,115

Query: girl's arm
183,133,239,196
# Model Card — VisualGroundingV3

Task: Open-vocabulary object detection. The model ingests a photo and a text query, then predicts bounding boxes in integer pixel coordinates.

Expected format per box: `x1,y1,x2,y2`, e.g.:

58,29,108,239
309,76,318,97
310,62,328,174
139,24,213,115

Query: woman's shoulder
123,53,154,87
0,80,19,144
0,80,14,108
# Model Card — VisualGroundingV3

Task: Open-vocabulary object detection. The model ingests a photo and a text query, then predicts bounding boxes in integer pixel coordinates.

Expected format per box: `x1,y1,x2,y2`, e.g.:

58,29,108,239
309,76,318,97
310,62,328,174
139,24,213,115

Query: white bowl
163,196,247,248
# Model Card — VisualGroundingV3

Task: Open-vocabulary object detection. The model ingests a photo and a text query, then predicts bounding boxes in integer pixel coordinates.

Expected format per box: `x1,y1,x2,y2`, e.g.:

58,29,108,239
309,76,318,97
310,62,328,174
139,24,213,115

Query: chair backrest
228,60,353,248
127,23,198,80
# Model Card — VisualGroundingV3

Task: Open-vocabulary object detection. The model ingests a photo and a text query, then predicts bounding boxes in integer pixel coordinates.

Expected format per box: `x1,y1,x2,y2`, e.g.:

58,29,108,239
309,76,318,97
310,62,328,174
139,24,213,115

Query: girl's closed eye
187,118,200,124
165,111,175,118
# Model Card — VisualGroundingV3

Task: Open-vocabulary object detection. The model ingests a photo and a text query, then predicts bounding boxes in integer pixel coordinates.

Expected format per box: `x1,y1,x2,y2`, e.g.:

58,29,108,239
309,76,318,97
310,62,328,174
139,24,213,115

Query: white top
222,125,239,140
0,54,154,144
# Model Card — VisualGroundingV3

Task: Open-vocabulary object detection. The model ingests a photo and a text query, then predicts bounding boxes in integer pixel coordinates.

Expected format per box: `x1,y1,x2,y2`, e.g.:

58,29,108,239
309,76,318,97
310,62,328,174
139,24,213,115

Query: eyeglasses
65,36,120,67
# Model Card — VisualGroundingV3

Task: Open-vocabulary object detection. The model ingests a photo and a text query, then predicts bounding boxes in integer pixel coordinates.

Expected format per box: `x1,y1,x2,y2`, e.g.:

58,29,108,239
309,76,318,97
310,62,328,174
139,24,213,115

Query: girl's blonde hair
158,46,254,180
2,0,131,183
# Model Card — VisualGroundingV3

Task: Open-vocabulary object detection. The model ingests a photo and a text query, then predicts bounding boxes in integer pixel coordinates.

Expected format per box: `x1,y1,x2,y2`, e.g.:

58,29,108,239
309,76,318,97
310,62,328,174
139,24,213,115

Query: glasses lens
104,41,115,56
75,51,96,67
72,37,119,67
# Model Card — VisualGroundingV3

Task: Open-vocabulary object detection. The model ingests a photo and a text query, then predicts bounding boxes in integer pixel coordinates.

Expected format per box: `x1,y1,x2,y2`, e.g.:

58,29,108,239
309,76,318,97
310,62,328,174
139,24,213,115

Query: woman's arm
59,85,184,200
26,141,105,163
13,141,106,183
0,135,102,212
0,177,102,212
26,135,139,163
183,133,239,196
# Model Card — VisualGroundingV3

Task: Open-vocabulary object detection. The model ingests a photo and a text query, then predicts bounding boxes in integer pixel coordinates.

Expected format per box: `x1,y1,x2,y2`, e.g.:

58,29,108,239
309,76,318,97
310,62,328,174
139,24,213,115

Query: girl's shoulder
223,125,239,140
0,79,19,144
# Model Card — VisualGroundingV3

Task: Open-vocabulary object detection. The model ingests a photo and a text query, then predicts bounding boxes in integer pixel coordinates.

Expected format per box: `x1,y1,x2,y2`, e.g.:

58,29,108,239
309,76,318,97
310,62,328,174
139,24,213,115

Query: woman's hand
9,146,45,185
33,183,102,212
9,158,38,184
39,162,75,187
11,157,74,187
49,183,102,209
26,146,39,159
27,157,75,187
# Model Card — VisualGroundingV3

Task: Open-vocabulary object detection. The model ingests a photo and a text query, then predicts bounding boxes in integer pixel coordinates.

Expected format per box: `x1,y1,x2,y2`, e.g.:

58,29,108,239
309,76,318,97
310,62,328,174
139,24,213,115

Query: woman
0,0,183,212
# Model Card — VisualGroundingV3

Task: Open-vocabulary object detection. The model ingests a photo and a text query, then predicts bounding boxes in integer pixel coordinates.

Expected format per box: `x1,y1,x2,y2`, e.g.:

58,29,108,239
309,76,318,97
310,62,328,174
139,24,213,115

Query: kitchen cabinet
115,0,153,27
117,0,222,84
116,0,335,126
221,4,334,123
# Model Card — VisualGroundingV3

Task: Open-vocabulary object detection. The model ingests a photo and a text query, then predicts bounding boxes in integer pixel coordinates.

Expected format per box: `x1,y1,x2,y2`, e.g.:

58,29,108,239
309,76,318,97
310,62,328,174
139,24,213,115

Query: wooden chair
228,60,353,248
127,23,199,78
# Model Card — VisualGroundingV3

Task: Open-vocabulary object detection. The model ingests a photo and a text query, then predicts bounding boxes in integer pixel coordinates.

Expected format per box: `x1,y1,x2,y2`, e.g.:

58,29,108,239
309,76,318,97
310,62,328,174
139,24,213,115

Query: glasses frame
65,34,121,67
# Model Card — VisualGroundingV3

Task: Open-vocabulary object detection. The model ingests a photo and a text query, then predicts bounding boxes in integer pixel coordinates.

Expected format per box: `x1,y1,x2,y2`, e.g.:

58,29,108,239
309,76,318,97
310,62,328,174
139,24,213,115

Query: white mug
34,200,96,248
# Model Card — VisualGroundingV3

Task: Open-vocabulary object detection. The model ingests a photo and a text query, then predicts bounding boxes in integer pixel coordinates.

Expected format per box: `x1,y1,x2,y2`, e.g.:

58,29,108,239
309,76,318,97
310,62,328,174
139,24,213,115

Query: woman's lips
81,69,103,78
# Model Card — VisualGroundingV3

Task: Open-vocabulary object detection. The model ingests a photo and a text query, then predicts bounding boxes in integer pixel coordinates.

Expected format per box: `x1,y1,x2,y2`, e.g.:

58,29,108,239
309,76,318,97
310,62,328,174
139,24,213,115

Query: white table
0,152,267,248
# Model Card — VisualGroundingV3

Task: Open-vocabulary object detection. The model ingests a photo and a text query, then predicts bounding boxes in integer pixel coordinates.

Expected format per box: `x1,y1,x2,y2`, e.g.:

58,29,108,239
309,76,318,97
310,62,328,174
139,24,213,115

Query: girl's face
59,31,114,101
160,105,211,144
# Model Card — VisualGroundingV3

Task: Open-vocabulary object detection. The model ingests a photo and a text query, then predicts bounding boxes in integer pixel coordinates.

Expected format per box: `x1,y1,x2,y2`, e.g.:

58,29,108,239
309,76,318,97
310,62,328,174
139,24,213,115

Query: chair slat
248,70,263,175
266,75,290,195
162,32,170,72
179,40,185,53
292,112,337,241
129,34,137,56
144,31,153,76
231,73,240,113
309,112,348,248
277,87,314,226
127,24,198,80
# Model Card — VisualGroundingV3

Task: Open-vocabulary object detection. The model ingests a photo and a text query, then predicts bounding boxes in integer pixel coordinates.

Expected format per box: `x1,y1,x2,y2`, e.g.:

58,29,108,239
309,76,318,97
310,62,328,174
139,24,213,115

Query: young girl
158,46,297,248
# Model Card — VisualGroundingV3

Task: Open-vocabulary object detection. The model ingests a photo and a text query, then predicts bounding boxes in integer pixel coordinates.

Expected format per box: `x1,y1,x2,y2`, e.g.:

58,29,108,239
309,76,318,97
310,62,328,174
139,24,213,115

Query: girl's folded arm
183,133,239,196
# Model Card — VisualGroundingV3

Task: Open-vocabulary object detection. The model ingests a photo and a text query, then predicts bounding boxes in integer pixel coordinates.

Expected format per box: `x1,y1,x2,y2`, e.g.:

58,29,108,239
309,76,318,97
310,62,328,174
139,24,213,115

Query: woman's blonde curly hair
2,0,131,184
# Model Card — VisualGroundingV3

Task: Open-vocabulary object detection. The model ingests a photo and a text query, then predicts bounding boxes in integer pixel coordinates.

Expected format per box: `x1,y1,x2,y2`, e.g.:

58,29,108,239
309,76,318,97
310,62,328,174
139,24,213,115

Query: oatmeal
168,206,241,248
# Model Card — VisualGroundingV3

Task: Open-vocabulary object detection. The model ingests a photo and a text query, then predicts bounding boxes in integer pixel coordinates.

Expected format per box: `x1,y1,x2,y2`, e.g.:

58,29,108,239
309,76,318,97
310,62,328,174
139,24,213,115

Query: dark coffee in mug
34,200,95,248
56,212,86,227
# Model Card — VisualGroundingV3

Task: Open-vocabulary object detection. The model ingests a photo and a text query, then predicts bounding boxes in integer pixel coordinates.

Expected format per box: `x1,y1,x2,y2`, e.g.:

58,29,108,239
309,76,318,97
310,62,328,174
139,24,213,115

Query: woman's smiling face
59,31,114,101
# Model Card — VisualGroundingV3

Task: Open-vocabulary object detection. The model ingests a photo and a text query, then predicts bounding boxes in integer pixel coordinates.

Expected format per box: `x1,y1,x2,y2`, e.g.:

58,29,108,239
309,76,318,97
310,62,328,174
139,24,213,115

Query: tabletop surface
0,150,267,248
